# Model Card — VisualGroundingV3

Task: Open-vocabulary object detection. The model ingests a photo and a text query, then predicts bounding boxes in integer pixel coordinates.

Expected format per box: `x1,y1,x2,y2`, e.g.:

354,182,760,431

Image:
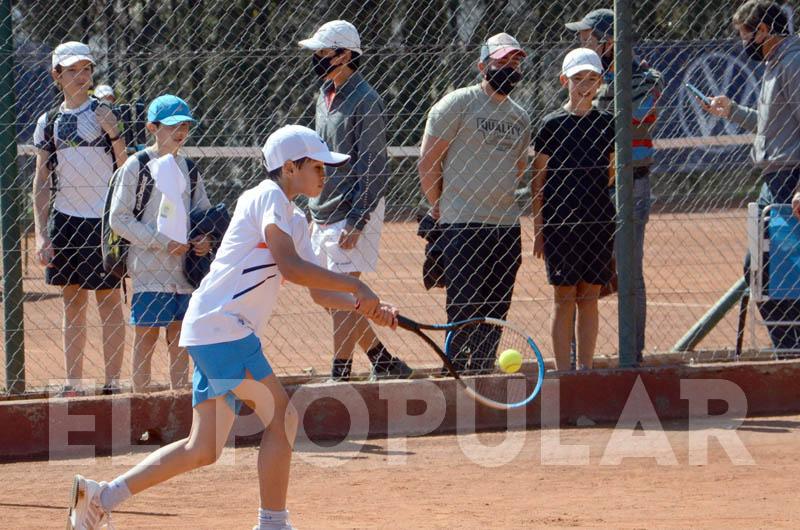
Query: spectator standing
298,20,411,382
418,33,530,374
32,41,128,396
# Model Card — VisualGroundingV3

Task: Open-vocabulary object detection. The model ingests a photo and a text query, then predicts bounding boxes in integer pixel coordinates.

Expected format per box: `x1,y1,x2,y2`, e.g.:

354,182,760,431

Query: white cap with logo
562,48,603,78
298,20,362,55
52,41,96,69
262,125,350,171
480,33,527,63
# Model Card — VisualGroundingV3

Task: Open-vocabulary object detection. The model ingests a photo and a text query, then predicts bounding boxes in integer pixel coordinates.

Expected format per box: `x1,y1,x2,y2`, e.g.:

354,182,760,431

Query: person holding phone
699,1,800,353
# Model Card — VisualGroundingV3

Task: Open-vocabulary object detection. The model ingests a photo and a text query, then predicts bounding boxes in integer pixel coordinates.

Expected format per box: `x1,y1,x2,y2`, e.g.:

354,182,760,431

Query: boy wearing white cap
531,48,616,371
31,41,129,396
66,125,399,530
418,33,530,374
299,20,411,382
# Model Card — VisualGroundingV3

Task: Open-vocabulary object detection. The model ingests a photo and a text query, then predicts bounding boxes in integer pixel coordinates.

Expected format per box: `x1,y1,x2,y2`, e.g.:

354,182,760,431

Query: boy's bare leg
575,282,601,370
121,397,236,494
63,285,88,386
166,320,190,389
552,285,577,371
95,288,125,387
132,326,159,392
232,374,297,511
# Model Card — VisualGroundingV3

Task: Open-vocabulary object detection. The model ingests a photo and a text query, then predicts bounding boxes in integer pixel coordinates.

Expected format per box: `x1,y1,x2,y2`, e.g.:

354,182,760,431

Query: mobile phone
685,83,711,104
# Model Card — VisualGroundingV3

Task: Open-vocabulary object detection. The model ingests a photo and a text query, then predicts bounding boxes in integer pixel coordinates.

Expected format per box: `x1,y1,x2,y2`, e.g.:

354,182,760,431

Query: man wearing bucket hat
299,20,412,383
418,33,531,374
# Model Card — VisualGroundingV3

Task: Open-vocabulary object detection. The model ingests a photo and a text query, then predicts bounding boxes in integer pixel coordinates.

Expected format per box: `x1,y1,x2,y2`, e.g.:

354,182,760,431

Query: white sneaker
66,475,112,530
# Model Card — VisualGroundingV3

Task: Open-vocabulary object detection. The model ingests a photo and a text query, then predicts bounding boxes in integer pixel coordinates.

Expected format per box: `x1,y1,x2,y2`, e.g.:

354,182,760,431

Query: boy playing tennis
532,48,616,371
66,125,398,530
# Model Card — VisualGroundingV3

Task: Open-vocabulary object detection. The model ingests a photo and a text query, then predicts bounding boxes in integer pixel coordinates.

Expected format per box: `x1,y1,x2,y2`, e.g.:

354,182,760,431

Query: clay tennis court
1,414,798,529
5,209,763,392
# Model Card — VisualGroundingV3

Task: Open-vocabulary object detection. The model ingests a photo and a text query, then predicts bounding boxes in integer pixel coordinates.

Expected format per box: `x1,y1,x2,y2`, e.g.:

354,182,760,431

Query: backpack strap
186,158,199,209
91,98,122,170
42,105,62,192
133,150,154,222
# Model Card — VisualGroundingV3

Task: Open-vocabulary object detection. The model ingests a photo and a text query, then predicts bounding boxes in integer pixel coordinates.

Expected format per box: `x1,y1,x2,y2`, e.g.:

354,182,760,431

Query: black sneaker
369,357,413,381
101,383,122,395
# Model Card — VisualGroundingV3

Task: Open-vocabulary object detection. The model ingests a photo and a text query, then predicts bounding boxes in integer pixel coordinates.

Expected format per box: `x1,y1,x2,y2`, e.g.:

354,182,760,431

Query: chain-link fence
1,0,796,395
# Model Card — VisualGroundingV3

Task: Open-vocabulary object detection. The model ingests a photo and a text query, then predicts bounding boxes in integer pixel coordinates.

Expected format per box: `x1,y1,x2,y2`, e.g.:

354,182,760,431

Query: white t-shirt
179,179,317,347
33,99,115,218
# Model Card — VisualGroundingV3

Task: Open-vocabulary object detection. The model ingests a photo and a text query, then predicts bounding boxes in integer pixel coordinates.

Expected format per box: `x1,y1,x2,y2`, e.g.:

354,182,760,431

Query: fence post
614,0,637,368
0,0,25,394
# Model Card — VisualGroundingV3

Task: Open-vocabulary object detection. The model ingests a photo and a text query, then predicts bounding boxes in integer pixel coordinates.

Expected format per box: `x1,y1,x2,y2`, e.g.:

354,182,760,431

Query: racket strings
448,321,535,374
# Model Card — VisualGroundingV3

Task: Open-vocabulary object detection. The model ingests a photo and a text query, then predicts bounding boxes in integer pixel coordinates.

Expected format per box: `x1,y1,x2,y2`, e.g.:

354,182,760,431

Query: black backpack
101,150,198,281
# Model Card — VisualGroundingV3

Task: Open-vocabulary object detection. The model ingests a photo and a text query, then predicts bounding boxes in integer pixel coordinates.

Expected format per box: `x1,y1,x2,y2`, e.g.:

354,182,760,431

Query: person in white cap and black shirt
32,41,128,396
298,20,412,382
532,48,616,371
66,124,399,530
418,33,531,374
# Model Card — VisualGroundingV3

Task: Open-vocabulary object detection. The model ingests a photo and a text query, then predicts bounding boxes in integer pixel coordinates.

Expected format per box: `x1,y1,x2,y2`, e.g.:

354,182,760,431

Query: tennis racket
397,315,545,410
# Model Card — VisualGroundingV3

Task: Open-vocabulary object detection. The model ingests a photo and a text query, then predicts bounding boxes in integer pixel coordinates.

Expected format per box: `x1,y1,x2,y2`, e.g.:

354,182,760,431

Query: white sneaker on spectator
67,475,112,529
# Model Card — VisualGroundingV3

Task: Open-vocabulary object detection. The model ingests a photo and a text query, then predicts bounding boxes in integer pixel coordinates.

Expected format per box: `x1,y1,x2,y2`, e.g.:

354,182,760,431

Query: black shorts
543,220,614,286
46,210,121,290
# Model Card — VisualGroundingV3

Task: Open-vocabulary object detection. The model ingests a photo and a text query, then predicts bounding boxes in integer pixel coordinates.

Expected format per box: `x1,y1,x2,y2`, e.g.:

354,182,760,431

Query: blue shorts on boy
179,179,317,410
130,292,191,327
188,333,273,413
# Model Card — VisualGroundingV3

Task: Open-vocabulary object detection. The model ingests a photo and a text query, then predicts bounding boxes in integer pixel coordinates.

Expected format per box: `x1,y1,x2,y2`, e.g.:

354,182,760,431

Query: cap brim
309,150,350,167
563,64,602,77
489,46,527,60
159,115,197,126
565,21,592,31
56,55,96,67
298,37,326,50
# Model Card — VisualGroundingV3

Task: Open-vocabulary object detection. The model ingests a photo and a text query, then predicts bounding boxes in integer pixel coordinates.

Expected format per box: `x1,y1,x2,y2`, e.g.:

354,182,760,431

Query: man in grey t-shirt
419,33,531,373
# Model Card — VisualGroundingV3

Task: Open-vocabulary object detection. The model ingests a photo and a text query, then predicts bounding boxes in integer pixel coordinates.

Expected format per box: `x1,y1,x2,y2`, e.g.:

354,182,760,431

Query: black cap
565,8,614,39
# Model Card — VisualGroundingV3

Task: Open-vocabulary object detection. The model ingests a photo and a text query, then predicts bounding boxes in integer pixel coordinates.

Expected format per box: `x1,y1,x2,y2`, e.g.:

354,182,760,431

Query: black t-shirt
533,108,615,226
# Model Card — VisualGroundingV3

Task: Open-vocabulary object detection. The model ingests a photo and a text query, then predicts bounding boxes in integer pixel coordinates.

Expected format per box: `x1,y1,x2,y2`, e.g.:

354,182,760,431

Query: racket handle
396,315,418,331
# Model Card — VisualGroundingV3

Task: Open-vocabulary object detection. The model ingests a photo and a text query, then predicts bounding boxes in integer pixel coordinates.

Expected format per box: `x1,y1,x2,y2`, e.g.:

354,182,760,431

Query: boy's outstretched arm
267,223,384,319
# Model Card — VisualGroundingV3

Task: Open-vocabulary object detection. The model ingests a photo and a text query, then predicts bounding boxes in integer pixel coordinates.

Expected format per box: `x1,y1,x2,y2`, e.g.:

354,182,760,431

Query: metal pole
671,277,748,353
0,0,25,393
614,0,636,367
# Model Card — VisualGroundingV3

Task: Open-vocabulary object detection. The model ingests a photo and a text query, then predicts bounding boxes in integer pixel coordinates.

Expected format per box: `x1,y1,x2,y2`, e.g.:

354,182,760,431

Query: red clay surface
1,414,798,529
3,211,769,391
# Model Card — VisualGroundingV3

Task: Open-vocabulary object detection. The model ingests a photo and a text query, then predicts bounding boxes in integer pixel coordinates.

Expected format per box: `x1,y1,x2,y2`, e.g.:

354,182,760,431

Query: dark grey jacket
309,72,389,230
729,36,800,175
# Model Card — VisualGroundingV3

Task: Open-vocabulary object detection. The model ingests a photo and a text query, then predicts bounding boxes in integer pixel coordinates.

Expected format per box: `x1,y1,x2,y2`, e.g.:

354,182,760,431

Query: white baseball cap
94,85,114,99
562,48,603,77
298,20,362,55
52,41,95,69
262,125,350,172
480,33,527,63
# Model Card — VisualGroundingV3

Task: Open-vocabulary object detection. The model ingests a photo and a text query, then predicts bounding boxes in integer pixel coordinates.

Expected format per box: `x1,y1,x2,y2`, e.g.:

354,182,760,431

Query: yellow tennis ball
497,349,522,374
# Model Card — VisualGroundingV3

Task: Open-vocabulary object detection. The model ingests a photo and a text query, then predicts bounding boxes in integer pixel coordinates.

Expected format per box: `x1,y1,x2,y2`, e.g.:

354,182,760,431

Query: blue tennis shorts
187,333,273,413
130,292,191,327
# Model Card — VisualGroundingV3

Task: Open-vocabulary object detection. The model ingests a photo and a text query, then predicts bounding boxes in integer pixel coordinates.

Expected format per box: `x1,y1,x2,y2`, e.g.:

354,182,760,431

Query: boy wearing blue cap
109,94,212,392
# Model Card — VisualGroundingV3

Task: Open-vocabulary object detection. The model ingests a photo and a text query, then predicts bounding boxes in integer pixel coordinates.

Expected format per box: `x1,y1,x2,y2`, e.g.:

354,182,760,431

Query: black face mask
312,51,342,79
485,66,522,95
743,33,765,62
